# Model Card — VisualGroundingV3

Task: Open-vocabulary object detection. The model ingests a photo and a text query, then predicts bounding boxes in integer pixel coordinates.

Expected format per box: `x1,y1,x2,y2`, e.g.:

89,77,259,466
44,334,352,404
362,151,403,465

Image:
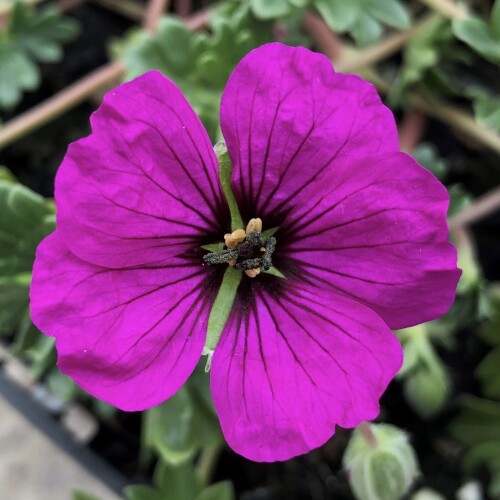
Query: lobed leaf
453,17,500,65
0,2,79,109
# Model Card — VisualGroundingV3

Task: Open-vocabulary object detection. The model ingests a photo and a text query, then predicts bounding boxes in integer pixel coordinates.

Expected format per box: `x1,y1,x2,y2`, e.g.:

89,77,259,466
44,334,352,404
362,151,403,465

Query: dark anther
237,258,262,271
203,248,238,265
203,228,278,276
247,230,263,247
262,236,276,270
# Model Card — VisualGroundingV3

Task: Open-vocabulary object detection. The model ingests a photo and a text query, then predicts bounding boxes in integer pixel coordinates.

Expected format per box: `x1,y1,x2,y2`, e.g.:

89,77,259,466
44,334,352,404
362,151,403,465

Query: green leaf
21,8,80,62
205,266,242,352
477,347,500,400
447,184,472,218
197,481,235,500
449,395,500,447
479,285,500,345
314,0,360,32
121,17,195,79
362,0,410,29
73,490,102,500
350,12,383,47
250,0,292,19
144,387,197,465
453,17,500,64
0,42,39,109
188,361,219,418
92,399,117,420
27,335,56,380
47,370,78,402
450,396,500,497
0,167,19,183
0,278,30,334
391,17,452,103
10,310,42,353
467,87,500,133
0,178,53,284
411,143,449,180
490,0,500,40
124,485,165,500
0,2,79,109
154,461,200,499
120,8,273,140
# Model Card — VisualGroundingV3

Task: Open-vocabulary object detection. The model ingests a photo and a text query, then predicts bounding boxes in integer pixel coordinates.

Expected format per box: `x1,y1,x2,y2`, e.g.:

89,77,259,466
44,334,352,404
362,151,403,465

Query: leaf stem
143,0,170,33
175,0,192,17
399,110,428,151
418,0,469,20
304,12,437,73
449,185,500,230
306,11,500,156
196,444,222,488
336,14,438,73
0,8,210,150
360,68,500,156
214,142,244,231
0,61,126,151
90,0,145,21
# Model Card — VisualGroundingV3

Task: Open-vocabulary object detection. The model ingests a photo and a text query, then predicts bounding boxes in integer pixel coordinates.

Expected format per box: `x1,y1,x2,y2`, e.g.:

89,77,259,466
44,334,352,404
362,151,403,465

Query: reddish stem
143,0,170,33
399,110,428,151
175,0,192,17
357,422,378,448
303,13,343,61
0,7,211,149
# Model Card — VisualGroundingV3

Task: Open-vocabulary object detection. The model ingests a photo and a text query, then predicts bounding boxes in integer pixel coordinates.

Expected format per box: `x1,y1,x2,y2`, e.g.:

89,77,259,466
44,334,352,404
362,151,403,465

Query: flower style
30,43,460,462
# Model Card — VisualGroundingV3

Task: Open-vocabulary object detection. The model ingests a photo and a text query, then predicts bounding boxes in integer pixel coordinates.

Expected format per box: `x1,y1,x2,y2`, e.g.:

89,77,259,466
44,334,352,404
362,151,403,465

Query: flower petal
210,279,402,462
281,152,461,329
30,232,215,410
220,43,398,220
56,70,226,268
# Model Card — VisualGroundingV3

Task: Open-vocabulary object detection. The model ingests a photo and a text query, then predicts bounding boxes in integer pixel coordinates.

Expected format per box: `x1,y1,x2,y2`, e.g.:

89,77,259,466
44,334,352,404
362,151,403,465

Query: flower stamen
246,218,263,235
203,220,277,278
224,229,246,249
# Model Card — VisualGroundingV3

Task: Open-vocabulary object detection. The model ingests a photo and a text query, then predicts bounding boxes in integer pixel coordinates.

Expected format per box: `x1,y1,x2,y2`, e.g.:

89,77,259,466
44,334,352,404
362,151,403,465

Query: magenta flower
30,43,460,462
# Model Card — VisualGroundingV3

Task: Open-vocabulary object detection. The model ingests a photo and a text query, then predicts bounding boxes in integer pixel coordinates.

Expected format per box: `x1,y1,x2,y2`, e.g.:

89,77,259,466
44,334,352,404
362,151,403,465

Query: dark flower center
203,221,277,279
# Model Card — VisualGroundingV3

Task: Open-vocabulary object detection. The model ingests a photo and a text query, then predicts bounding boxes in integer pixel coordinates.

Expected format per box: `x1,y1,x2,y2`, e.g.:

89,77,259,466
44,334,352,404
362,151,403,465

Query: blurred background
0,0,499,498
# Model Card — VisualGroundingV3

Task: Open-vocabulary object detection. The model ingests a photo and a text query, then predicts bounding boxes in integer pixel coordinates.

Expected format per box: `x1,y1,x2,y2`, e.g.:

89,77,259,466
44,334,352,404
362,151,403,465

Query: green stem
204,266,242,353
450,185,500,229
214,142,244,231
335,14,438,73
418,0,469,20
0,61,125,151
359,68,500,157
196,444,222,488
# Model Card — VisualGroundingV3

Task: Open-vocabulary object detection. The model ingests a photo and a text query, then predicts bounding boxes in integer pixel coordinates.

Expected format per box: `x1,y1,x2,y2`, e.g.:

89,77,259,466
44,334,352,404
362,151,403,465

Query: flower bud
403,365,450,419
411,488,446,500
343,423,420,500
